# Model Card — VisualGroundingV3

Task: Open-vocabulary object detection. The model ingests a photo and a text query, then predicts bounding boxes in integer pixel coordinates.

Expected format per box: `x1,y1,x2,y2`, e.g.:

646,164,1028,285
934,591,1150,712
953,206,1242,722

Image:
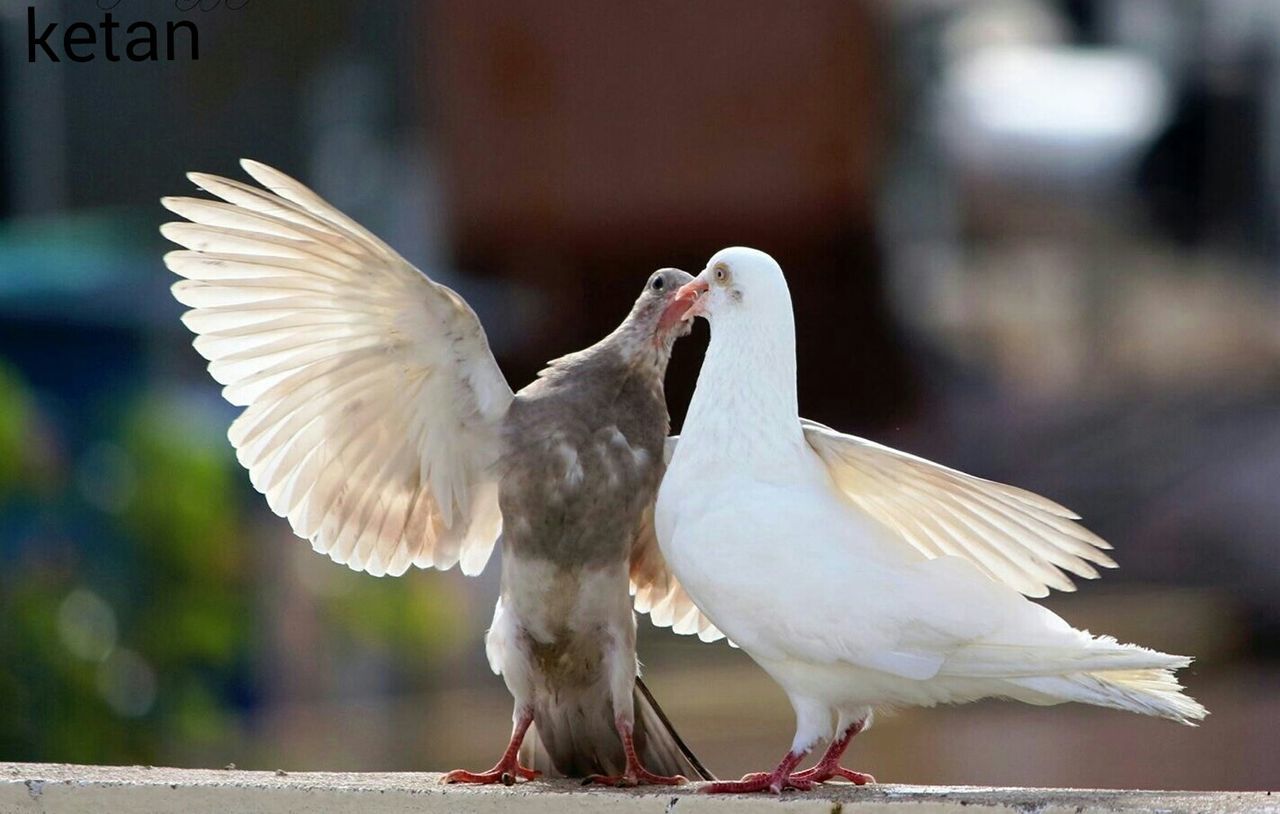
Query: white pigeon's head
660,246,792,330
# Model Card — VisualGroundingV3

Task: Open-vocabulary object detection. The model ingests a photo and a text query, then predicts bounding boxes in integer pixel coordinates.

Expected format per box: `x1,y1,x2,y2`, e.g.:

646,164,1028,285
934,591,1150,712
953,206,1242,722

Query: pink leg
583,716,687,787
790,719,875,785
443,709,541,785
699,749,812,794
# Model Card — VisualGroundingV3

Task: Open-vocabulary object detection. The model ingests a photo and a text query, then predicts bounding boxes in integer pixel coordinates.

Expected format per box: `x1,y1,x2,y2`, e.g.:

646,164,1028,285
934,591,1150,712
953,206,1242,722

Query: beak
658,278,709,331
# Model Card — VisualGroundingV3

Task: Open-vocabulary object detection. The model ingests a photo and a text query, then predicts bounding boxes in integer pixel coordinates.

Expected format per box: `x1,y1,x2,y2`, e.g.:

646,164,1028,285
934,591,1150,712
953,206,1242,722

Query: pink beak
658,278,709,331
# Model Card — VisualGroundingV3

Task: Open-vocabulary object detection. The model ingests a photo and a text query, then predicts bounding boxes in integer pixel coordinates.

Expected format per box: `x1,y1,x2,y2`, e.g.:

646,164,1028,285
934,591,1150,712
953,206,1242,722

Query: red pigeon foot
790,719,874,785
699,751,810,794
443,713,540,785
583,718,687,787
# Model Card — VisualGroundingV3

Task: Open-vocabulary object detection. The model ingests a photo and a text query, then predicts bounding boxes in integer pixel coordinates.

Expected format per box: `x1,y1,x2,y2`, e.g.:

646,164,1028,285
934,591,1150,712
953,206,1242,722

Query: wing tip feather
186,170,220,189
240,158,284,188
158,221,184,243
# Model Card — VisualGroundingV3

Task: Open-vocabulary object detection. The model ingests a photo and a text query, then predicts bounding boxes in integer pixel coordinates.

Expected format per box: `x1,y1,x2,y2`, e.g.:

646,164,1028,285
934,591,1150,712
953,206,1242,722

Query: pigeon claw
790,765,875,785
444,709,539,785
442,764,540,785
583,769,687,788
778,777,814,793
698,750,810,794
699,772,811,794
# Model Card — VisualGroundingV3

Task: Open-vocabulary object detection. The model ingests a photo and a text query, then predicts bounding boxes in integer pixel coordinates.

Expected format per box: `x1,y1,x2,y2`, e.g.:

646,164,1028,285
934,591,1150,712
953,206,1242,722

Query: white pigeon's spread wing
802,419,1116,598
162,159,512,578
630,437,726,643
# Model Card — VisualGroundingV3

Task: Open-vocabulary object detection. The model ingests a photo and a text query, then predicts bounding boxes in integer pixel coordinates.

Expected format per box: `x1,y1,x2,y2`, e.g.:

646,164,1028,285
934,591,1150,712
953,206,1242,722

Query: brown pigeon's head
632,267,696,344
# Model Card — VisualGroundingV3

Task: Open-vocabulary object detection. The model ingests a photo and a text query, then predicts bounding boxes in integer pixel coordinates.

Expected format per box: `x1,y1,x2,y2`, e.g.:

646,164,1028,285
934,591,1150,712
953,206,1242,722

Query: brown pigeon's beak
659,279,708,331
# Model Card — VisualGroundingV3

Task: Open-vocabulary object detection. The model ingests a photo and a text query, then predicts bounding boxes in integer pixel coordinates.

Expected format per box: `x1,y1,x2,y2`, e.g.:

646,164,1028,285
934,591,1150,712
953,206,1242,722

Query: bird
158,160,714,786
649,246,1207,794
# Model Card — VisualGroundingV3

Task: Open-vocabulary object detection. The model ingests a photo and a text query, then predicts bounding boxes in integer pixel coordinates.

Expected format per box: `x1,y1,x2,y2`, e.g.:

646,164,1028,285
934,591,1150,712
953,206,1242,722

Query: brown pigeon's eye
651,277,664,291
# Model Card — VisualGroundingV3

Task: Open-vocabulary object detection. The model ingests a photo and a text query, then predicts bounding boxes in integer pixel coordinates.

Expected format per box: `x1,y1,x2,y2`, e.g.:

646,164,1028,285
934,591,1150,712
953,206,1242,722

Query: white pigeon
650,246,1207,794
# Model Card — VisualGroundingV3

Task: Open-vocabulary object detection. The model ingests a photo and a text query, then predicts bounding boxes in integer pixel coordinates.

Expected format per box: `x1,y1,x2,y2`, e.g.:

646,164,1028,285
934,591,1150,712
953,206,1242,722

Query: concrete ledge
1,763,1273,814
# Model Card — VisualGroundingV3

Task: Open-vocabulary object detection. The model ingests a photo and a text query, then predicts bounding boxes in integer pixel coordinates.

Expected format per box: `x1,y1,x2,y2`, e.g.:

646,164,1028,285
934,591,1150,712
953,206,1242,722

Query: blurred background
1,0,1277,791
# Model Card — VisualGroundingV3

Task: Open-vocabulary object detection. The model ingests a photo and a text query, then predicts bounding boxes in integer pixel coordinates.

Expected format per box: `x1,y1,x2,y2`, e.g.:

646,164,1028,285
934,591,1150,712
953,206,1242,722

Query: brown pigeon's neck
603,321,676,379
538,327,672,401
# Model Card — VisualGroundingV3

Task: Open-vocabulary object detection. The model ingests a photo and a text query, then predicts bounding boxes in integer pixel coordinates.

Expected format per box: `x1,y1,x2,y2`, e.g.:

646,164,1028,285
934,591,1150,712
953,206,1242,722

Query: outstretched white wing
802,419,1116,598
162,160,512,577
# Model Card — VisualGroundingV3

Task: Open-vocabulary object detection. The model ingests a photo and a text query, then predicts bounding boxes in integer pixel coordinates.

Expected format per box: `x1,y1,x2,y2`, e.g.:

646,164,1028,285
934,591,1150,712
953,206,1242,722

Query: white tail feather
1012,663,1207,725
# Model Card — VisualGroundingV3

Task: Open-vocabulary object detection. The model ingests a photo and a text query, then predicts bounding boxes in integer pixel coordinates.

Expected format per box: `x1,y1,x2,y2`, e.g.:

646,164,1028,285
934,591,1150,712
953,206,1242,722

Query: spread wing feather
802,419,1116,598
162,160,511,577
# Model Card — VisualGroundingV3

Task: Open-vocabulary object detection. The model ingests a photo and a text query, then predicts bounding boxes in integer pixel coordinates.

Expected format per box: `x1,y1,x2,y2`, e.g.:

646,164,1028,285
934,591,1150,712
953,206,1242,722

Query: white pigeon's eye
651,276,665,291
714,266,728,283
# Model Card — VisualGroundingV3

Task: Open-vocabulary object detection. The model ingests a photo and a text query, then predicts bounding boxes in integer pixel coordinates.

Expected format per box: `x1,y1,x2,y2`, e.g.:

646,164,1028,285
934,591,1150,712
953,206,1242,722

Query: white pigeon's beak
659,278,708,330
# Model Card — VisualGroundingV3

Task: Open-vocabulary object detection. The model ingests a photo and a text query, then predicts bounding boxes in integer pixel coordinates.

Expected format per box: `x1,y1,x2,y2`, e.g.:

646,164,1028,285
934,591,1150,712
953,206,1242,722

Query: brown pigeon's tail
634,676,715,780
518,678,714,781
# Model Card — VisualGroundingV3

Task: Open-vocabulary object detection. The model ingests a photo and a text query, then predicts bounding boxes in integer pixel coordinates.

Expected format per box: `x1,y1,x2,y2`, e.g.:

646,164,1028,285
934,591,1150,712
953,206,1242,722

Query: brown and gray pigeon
159,160,710,785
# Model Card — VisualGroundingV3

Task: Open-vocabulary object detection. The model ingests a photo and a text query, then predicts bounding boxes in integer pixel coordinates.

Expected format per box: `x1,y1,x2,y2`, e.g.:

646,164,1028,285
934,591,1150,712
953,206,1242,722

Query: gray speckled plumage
501,345,668,567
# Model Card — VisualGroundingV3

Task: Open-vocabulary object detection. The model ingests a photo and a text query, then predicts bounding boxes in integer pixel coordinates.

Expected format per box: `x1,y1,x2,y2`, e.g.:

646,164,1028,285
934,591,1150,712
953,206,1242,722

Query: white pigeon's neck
679,307,805,474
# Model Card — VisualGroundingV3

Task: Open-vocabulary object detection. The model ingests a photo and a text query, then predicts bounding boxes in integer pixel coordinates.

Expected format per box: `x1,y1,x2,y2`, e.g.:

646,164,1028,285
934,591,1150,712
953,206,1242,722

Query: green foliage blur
0,356,470,766
0,367,251,763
